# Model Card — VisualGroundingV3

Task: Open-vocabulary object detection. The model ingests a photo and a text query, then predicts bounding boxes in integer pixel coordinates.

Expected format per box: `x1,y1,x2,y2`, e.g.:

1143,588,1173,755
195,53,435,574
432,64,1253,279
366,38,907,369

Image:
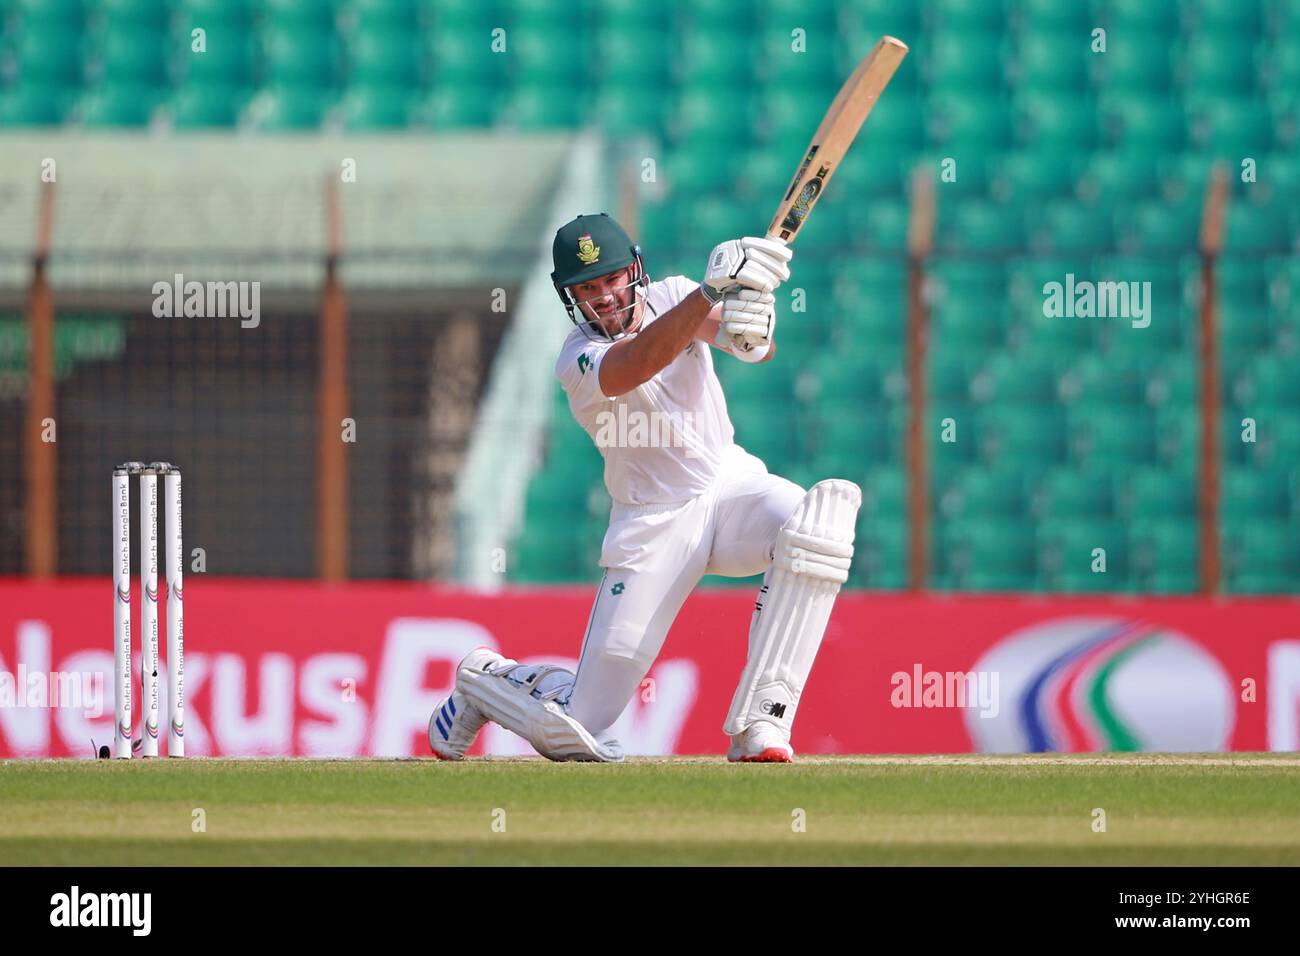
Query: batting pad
458,664,625,763
724,479,861,737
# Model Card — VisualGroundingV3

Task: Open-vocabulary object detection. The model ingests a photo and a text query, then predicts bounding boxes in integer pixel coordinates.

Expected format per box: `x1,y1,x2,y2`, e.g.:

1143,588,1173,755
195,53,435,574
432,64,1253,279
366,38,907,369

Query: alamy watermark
0,665,104,717
1042,274,1151,328
151,274,261,328
891,664,1000,718
593,406,702,457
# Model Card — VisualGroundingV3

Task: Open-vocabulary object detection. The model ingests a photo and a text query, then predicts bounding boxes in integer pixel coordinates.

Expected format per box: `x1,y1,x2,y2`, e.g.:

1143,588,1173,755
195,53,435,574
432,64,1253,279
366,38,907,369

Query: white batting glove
702,236,793,300
715,288,775,354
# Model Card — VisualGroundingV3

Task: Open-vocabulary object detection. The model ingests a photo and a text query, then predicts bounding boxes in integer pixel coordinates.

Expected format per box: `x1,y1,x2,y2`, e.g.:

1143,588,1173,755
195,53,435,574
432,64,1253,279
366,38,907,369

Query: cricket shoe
727,722,794,763
427,647,503,760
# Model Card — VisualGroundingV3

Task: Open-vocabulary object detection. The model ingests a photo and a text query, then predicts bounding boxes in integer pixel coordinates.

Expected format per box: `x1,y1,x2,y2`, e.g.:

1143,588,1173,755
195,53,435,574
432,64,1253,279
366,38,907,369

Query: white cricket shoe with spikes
727,722,795,763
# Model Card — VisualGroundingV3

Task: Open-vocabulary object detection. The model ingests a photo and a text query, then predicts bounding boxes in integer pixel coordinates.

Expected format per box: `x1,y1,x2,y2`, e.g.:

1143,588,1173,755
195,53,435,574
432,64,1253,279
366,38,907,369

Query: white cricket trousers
563,443,805,735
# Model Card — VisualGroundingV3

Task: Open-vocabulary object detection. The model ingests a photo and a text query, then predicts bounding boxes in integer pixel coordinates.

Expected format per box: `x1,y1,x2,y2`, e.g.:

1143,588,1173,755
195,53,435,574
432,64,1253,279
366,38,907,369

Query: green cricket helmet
551,212,648,341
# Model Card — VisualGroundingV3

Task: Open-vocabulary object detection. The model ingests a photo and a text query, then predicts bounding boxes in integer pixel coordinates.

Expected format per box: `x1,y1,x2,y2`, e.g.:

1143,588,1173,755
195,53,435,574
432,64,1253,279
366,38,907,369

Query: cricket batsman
429,213,860,762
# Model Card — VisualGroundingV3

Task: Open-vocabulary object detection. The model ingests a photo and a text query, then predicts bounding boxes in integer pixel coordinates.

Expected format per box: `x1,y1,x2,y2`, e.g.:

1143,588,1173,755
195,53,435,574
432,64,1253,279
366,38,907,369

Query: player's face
570,265,641,336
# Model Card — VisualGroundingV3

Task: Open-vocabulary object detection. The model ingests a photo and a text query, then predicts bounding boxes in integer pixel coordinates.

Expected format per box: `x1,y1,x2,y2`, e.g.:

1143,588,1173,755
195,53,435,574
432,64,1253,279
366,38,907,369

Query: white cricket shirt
555,275,736,505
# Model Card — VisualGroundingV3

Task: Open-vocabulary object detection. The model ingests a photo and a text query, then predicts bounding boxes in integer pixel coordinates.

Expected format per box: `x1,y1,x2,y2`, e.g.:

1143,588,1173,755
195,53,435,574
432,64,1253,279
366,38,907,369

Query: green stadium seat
1105,0,1178,33
597,31,670,84
937,199,1026,253
337,84,415,129
939,466,1026,519
426,0,501,27
16,26,84,85
975,404,1068,469
1036,468,1114,520
1225,202,1291,253
675,196,759,248
1223,521,1300,594
0,84,73,125
859,199,911,253
1101,96,1186,150
926,403,978,466
927,91,1014,149
676,31,756,86
758,0,836,29
1191,0,1265,34
909,151,992,199
1069,404,1159,466
16,0,85,28
673,88,754,142
1031,200,1115,254
1077,151,1165,202
991,150,1077,202
180,27,255,85
1129,517,1200,593
260,0,337,30
928,354,979,403
1145,357,1197,406
806,414,891,482
811,353,894,405
1241,354,1300,406
930,259,1006,302
1267,37,1300,98
1254,416,1300,470
855,516,909,589
1007,300,1098,359
927,0,1007,32
525,473,590,519
1013,33,1090,92
1182,37,1259,97
1063,354,1155,406
93,30,168,86
1221,467,1291,520
1190,99,1276,154
972,352,1061,403
100,0,168,21
412,85,499,127
926,31,1006,89
1095,36,1174,94
241,85,329,129
501,86,589,129
1122,467,1198,518
1219,302,1275,356
1017,0,1093,32
428,32,507,85
513,31,588,87
263,27,339,86
161,83,248,127
180,0,253,25
74,84,162,126
347,29,422,86
1119,199,1201,254
931,299,1008,352
339,0,417,29
1038,518,1131,592
591,83,670,138
861,465,907,515
945,518,1038,592
838,0,920,39
1016,93,1101,151
758,26,841,86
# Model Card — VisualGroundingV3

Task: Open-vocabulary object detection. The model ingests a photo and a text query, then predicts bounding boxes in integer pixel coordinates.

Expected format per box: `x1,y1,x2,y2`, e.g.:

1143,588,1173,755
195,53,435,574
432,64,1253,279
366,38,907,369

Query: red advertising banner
1,579,1297,757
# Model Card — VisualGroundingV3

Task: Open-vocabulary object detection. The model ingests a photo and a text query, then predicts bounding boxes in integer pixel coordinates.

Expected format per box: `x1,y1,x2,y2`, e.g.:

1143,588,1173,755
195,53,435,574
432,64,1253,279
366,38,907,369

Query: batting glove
702,236,793,300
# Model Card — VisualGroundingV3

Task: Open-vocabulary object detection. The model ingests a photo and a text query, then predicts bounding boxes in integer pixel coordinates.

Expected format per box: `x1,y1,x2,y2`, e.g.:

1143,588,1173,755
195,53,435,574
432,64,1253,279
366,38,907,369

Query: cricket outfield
2,754,1297,866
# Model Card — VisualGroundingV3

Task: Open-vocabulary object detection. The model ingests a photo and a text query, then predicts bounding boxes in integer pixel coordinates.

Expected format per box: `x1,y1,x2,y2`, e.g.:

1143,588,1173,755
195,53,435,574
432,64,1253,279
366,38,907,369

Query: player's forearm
598,288,714,396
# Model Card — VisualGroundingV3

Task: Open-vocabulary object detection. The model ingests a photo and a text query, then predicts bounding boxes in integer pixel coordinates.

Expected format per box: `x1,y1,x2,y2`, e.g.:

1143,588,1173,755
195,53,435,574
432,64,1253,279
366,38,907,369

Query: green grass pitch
2,754,1297,865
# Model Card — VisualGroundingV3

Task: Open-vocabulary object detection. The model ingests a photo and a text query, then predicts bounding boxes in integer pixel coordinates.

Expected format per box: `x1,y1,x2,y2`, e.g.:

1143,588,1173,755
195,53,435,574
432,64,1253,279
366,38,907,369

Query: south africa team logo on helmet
576,234,600,265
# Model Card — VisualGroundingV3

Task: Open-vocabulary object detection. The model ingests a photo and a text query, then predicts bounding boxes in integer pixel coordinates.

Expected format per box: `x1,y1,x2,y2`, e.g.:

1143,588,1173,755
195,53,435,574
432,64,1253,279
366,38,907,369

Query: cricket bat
768,36,909,244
